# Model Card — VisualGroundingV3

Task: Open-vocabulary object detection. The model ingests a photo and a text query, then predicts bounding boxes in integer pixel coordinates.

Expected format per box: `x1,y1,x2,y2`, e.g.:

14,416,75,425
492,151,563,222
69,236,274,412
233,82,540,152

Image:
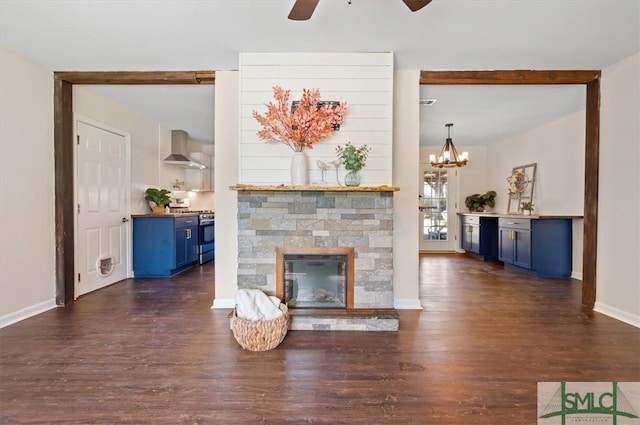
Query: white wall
393,70,422,309
0,46,56,327
452,147,489,211
239,52,394,186
212,71,239,308
595,52,640,327
486,111,585,216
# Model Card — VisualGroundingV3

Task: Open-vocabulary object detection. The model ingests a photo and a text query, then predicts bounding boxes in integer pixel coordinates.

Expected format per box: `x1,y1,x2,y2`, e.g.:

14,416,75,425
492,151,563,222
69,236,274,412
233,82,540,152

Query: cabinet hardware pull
186,228,191,239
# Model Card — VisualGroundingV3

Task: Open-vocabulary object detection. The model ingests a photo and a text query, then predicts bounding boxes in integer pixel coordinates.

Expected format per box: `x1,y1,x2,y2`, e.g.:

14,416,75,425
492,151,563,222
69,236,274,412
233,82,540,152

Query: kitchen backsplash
188,191,215,211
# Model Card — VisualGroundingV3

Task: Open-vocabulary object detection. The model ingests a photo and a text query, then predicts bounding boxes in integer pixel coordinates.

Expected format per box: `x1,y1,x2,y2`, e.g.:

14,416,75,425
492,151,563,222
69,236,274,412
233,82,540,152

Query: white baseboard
212,298,235,309
0,298,57,328
394,298,423,310
571,270,583,280
594,302,640,328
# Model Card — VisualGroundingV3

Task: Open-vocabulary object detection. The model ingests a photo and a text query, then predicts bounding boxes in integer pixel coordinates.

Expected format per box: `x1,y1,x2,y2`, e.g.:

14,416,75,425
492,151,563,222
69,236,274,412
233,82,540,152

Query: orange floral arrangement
252,86,347,152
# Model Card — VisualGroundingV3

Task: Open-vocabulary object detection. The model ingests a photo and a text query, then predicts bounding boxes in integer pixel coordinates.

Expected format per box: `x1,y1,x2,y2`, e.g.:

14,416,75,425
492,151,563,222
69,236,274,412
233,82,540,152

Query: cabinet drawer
498,217,531,230
462,215,480,225
175,216,197,228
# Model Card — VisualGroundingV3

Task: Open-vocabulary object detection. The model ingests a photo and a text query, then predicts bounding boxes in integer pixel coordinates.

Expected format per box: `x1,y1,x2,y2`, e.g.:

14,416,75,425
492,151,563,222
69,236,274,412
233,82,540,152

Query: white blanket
235,289,283,321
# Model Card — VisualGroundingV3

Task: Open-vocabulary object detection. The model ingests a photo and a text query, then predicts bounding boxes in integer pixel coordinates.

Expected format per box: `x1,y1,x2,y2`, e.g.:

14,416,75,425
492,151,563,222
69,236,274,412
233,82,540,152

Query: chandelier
430,123,469,168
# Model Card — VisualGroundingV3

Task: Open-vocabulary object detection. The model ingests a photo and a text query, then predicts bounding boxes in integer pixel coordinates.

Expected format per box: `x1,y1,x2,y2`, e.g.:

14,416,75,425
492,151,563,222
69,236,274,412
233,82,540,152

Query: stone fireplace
232,185,400,330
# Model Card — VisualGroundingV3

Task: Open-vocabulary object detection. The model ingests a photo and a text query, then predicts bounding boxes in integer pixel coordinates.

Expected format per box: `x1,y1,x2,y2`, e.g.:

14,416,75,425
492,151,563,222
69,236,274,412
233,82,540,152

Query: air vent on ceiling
419,98,437,106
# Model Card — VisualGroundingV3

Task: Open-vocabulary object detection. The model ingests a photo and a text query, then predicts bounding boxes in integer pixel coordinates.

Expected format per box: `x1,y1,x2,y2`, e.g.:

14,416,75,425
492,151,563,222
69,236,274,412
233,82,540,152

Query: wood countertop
229,184,400,192
458,212,584,219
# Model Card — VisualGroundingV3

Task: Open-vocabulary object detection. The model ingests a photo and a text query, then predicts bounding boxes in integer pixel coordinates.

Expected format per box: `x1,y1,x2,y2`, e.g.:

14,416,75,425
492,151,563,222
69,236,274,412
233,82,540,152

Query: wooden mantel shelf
230,184,400,192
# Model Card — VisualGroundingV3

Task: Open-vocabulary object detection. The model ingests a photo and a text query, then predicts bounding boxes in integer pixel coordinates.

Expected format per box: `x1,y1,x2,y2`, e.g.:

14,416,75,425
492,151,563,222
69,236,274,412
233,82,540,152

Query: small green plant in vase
145,188,171,214
335,142,371,187
520,201,534,215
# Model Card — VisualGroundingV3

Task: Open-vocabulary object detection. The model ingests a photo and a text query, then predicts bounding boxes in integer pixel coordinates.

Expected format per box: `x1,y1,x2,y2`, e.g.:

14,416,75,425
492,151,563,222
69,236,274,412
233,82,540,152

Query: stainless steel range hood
163,130,207,169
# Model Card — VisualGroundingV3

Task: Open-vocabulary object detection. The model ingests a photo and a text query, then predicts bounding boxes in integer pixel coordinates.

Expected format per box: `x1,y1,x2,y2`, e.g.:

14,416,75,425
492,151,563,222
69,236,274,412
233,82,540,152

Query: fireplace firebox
276,247,355,309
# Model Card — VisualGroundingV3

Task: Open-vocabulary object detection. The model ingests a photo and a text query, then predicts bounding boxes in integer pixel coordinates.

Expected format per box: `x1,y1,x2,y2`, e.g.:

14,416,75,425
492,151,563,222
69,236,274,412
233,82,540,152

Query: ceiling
1,0,638,147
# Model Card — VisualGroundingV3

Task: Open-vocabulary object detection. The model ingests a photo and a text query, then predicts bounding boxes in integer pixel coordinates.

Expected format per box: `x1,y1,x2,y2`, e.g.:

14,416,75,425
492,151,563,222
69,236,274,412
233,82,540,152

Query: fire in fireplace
276,247,354,309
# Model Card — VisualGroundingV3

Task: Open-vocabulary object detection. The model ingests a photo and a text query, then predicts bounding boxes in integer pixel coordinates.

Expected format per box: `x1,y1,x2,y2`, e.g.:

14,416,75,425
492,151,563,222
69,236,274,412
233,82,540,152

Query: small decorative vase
523,210,531,216
344,170,361,187
290,151,309,186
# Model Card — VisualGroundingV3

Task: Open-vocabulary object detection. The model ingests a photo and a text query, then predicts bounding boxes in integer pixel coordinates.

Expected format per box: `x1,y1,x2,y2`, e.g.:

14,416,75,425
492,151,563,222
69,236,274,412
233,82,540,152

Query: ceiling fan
288,0,433,21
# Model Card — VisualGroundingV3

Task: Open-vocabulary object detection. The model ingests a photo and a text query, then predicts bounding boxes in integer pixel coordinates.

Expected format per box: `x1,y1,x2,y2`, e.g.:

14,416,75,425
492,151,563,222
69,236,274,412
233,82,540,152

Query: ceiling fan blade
288,0,320,21
402,0,432,12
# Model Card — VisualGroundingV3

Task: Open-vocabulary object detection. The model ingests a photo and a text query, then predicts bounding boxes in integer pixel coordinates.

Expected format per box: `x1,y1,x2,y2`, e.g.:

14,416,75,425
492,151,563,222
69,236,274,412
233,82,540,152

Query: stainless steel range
197,211,215,264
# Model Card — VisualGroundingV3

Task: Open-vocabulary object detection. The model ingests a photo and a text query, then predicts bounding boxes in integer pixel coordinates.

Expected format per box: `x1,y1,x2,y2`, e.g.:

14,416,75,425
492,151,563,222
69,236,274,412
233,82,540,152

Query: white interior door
76,119,129,297
419,164,458,251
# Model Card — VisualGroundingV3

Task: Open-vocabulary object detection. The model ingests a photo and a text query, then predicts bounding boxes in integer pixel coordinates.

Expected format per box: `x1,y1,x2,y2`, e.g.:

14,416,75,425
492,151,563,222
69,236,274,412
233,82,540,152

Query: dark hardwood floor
1,254,638,424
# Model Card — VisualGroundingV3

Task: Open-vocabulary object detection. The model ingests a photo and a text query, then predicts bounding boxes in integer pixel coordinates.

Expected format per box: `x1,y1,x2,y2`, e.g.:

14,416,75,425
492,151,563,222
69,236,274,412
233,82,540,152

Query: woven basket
232,303,289,351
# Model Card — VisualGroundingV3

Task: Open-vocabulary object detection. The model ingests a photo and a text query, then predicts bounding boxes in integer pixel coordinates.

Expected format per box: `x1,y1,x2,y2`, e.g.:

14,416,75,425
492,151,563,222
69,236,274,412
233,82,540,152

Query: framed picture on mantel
506,163,537,214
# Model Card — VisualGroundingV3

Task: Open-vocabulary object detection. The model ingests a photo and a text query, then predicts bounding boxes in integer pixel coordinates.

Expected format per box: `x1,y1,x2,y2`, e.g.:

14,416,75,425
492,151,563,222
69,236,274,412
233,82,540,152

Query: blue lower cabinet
461,215,498,261
498,217,571,278
133,216,198,277
498,218,531,269
531,219,572,278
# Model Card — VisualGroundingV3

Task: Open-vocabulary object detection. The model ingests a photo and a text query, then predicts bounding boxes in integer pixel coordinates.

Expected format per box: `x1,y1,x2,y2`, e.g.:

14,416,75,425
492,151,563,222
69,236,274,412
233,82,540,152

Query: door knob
122,217,129,223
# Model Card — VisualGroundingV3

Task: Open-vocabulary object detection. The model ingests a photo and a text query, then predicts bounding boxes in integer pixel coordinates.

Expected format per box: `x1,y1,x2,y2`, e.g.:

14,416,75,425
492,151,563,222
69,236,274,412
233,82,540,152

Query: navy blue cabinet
498,218,532,269
133,215,198,277
498,217,571,278
461,215,480,253
175,216,199,269
461,215,498,261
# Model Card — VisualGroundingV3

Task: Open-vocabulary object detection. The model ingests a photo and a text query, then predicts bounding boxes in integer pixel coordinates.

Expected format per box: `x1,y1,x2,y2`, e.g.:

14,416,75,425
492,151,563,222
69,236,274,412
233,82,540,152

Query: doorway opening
419,70,601,308
53,71,215,304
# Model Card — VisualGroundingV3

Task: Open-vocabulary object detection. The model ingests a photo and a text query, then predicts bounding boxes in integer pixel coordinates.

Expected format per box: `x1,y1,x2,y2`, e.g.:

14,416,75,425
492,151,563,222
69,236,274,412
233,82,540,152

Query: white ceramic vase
290,151,309,186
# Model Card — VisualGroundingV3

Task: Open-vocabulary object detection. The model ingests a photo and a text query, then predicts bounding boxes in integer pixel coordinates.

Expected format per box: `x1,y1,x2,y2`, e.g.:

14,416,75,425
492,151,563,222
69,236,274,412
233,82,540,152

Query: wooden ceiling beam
420,70,600,85
54,70,215,85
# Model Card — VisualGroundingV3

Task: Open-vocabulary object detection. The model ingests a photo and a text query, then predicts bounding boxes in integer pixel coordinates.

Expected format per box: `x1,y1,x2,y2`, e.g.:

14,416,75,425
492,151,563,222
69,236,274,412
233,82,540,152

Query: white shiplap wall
239,52,394,185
